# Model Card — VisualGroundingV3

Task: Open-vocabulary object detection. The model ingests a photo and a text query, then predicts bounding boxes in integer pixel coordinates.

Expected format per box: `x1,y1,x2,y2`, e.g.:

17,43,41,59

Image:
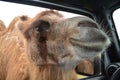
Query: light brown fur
0,20,6,31
0,10,111,80
0,20,6,36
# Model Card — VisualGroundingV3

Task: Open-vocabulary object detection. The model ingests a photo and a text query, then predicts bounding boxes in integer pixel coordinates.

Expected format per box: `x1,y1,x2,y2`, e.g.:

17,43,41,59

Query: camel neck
28,65,77,80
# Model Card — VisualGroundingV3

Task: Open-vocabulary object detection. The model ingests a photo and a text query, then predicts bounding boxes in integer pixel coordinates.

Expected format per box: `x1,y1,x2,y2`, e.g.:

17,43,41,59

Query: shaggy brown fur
0,10,111,80
0,15,31,80
0,20,6,31
0,20,6,36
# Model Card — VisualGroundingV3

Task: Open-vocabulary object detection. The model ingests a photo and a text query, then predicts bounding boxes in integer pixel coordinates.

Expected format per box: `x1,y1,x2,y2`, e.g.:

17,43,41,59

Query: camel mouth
70,37,110,53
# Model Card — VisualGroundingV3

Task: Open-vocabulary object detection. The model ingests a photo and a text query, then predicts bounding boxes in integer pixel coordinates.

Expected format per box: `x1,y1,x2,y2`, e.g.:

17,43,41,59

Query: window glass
113,8,120,40
0,1,80,27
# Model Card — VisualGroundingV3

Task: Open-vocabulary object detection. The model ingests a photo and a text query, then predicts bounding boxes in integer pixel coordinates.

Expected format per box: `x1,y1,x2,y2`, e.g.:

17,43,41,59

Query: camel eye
34,26,40,33
34,20,50,33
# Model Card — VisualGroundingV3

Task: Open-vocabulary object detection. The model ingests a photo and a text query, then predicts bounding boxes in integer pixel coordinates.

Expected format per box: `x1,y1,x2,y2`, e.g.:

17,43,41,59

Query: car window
0,1,89,79
0,1,80,27
113,8,120,40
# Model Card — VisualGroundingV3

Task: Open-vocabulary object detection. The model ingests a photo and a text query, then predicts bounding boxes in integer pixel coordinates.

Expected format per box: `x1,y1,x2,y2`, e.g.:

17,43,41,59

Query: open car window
0,1,112,80
0,1,91,79
0,1,80,27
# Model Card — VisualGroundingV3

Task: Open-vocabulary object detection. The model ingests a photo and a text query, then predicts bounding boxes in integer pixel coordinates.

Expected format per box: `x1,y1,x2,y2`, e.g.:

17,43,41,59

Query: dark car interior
1,0,120,80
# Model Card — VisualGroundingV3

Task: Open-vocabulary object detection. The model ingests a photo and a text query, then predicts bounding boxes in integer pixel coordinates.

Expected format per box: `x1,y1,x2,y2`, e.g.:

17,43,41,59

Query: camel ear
16,21,25,33
16,21,30,39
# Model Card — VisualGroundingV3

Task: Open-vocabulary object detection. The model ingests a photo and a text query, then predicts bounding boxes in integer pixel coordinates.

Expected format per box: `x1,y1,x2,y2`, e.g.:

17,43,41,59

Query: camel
0,10,110,80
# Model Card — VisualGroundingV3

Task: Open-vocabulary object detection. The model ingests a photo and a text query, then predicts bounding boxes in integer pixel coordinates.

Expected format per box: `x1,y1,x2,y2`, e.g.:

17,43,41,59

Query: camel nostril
78,21,98,28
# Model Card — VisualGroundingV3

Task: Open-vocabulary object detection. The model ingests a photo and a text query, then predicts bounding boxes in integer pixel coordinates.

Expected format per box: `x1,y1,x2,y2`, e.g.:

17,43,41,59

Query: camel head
18,10,110,70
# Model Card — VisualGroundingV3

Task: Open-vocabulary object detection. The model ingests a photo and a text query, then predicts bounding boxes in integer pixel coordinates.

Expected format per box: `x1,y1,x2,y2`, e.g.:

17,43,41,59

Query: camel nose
65,16,111,52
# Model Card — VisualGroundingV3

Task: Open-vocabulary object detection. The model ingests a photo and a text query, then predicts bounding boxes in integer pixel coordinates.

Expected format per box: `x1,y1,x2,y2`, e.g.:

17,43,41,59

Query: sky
0,1,79,27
